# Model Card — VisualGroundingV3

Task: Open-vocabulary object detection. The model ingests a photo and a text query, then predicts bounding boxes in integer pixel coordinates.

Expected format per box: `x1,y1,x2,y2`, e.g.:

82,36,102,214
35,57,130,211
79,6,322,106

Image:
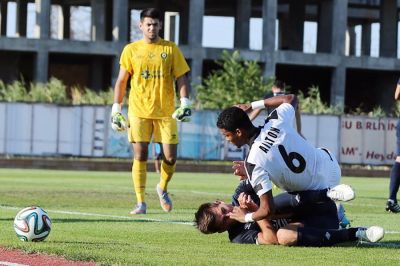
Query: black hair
140,8,162,21
216,107,254,132
273,80,285,90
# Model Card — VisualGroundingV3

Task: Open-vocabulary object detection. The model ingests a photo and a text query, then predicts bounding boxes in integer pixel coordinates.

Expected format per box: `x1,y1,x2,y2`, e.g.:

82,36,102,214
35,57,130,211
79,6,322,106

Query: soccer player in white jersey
217,94,354,226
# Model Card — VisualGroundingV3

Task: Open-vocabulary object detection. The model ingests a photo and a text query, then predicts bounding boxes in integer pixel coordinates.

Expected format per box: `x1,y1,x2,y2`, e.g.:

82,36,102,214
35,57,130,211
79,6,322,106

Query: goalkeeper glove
110,103,128,132
172,97,192,122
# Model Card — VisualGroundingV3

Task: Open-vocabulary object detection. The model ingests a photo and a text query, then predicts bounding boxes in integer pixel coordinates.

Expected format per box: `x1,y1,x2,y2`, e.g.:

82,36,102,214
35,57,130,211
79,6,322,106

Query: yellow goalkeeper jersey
120,38,190,118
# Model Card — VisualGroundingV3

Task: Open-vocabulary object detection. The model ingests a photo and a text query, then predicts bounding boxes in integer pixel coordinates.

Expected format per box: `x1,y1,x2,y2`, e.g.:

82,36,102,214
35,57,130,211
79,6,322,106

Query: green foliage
392,101,400,117
0,78,114,105
196,50,273,109
297,86,342,115
368,106,386,117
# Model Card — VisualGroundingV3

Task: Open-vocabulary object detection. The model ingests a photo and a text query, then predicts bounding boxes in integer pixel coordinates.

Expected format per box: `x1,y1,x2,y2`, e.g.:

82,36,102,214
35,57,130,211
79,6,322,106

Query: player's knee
163,157,176,165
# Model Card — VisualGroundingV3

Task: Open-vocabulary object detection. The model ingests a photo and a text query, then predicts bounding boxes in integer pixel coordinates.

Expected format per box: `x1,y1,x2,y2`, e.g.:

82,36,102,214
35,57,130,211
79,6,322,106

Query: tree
196,51,273,109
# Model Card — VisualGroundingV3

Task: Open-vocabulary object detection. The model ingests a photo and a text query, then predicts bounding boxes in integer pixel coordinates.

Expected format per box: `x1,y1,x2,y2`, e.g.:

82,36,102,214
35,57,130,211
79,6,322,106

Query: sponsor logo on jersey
140,70,163,79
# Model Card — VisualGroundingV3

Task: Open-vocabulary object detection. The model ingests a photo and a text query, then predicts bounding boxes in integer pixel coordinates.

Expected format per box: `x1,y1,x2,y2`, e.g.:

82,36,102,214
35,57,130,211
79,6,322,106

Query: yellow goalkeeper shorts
128,115,179,144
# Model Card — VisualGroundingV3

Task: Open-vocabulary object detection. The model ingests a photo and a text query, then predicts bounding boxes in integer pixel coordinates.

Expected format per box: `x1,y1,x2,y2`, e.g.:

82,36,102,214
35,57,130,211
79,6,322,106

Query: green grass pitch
0,168,400,265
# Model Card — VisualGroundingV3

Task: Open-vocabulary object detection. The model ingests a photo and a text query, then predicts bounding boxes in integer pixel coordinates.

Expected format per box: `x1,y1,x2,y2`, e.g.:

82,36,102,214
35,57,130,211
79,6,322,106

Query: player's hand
172,97,192,122
110,103,128,132
232,161,247,180
234,103,252,113
238,192,258,212
227,206,247,223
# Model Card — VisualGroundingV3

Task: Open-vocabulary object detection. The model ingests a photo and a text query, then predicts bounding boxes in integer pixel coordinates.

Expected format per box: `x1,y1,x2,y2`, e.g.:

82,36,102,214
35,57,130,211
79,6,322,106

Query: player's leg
387,122,400,213
154,117,178,212
295,226,384,246
128,116,153,214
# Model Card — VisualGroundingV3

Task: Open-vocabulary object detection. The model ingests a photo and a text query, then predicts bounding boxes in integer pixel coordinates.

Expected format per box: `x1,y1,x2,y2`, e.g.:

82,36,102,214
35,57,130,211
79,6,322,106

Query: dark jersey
228,180,289,244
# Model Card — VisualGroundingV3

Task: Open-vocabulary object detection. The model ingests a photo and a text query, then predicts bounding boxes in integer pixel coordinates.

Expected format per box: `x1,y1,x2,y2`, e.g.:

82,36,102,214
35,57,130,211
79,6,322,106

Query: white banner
340,116,397,164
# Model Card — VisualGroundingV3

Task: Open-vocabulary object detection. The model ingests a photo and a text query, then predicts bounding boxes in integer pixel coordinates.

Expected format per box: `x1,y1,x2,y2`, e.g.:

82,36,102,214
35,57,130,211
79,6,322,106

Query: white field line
2,205,400,234
0,205,194,226
0,262,29,266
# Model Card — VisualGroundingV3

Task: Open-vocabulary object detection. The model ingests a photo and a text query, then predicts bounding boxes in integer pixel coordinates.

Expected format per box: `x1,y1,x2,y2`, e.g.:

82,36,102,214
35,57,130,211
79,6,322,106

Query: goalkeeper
111,8,191,214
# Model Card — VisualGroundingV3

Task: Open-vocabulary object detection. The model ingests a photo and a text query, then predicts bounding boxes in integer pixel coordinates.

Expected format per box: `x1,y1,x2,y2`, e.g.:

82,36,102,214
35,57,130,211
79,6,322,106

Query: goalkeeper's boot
129,202,147,215
156,184,172,212
356,226,385,243
327,184,355,202
386,200,400,213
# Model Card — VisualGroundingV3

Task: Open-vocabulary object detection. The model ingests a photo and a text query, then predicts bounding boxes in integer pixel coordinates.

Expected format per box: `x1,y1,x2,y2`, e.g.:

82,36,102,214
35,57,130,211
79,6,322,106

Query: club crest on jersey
161,52,168,60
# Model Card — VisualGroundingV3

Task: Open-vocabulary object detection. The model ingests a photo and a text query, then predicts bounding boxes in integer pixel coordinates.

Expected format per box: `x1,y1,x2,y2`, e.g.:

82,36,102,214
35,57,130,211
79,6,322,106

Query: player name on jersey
259,127,280,154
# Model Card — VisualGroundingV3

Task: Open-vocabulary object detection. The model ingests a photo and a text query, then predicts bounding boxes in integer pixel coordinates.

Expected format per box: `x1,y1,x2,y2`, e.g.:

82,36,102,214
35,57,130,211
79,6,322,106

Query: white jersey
245,103,340,197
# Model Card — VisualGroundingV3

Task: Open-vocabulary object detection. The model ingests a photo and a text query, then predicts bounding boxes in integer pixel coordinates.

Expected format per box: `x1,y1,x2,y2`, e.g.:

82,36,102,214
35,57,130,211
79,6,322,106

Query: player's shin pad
172,107,192,122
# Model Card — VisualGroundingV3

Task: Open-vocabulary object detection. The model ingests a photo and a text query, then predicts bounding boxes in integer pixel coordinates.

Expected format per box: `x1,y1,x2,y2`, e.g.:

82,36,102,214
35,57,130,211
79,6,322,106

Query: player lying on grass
232,160,352,228
217,94,354,227
194,181,385,246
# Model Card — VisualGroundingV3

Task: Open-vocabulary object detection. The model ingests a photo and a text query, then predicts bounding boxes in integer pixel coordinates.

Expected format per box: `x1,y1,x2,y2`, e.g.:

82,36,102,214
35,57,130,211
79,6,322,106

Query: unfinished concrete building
0,0,399,111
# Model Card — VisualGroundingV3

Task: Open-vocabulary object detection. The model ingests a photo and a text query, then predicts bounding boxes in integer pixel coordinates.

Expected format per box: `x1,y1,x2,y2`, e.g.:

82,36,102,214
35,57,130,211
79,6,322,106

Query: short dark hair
194,203,220,234
140,8,162,21
273,80,285,90
216,107,254,132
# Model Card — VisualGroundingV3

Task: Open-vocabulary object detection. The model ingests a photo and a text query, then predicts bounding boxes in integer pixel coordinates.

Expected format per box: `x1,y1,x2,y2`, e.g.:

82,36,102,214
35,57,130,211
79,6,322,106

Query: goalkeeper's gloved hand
172,97,192,122
110,103,128,132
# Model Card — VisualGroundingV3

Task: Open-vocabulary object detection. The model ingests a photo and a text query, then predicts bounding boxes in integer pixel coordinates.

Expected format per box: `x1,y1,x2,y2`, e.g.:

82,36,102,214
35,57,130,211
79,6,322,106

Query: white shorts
317,148,341,188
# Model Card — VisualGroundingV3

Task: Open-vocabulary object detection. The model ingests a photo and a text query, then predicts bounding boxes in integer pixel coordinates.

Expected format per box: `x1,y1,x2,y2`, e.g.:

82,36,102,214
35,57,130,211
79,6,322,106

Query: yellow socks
159,161,176,191
132,160,147,203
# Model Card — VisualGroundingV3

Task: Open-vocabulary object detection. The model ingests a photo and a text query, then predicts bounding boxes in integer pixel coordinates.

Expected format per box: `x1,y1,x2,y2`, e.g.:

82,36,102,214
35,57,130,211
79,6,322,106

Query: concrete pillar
62,5,70,39
0,0,8,36
284,0,306,51
112,0,128,42
317,0,333,53
361,23,371,56
35,50,49,83
379,0,397,58
317,0,348,54
348,26,356,56
188,0,203,47
111,0,128,85
91,0,106,41
330,66,345,109
35,0,51,39
188,0,204,90
16,0,27,37
262,0,277,78
179,3,189,45
331,0,348,55
234,0,251,49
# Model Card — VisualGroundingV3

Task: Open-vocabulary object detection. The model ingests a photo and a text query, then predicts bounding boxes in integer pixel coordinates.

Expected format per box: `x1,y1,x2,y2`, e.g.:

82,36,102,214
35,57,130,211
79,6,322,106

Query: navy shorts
397,120,400,156
293,200,339,230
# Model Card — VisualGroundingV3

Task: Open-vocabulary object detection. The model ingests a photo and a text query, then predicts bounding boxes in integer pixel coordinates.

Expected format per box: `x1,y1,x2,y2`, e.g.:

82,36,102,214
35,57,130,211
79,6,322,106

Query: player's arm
110,68,130,132
395,83,400,101
172,74,192,122
248,109,263,121
113,68,130,104
236,94,297,113
256,218,279,245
